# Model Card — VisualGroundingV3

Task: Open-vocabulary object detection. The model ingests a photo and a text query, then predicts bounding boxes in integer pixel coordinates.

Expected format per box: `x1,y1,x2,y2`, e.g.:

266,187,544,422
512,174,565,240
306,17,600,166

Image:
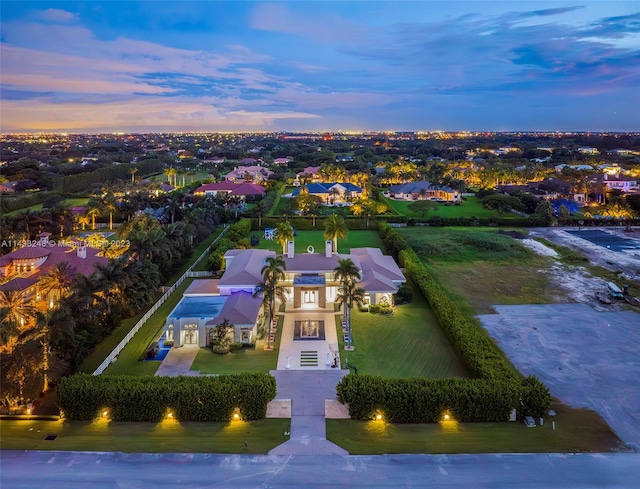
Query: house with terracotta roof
0,233,107,309
193,182,266,200
165,243,405,348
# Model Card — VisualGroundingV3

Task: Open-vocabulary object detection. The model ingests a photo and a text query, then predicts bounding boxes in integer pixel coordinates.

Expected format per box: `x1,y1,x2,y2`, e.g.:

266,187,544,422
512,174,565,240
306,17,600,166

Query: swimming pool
565,229,640,252
168,295,228,318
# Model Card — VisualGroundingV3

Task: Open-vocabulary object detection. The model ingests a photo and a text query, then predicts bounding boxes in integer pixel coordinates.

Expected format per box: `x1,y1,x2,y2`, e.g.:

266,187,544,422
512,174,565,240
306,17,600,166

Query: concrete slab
325,400,350,419
478,303,640,450
276,309,342,370
154,345,199,377
268,415,348,455
271,370,348,415
266,399,292,418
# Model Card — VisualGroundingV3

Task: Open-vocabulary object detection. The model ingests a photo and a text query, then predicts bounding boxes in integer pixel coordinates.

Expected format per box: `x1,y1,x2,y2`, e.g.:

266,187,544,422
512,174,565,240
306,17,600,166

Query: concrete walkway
276,307,342,370
154,345,200,376
269,369,348,455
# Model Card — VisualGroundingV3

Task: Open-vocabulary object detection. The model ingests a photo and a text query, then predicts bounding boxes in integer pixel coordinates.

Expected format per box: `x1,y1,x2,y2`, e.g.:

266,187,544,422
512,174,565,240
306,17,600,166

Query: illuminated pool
169,295,228,318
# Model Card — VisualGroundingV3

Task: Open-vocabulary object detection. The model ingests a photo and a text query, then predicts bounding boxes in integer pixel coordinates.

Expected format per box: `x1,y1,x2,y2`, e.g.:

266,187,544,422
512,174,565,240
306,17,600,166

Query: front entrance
183,325,199,345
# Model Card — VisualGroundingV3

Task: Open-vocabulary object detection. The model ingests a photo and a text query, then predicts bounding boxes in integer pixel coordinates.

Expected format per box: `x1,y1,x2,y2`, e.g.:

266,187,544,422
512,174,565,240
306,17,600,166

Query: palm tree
129,167,139,184
101,194,118,231
77,214,90,231
274,221,295,254
38,261,76,307
86,198,101,230
0,289,35,333
253,256,287,350
335,278,365,350
334,258,361,329
324,214,348,253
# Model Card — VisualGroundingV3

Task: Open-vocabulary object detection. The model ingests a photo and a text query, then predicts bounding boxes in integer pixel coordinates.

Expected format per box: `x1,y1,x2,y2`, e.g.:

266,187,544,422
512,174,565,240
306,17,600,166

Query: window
303,290,316,304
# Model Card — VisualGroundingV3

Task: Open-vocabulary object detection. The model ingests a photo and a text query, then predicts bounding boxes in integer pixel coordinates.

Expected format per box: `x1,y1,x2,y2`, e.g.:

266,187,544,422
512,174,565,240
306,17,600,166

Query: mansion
388,181,461,202
165,241,405,348
0,233,107,309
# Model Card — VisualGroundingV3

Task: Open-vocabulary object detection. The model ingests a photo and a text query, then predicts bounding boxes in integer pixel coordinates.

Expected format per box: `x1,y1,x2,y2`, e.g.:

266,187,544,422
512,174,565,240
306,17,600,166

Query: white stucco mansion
165,240,406,348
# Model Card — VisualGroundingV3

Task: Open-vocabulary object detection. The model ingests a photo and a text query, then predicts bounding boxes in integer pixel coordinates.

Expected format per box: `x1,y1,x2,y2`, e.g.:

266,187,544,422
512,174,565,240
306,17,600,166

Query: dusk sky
1,1,639,133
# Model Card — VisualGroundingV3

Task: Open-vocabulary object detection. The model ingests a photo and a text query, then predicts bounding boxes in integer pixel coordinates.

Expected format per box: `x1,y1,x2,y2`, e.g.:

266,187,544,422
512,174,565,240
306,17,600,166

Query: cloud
32,8,77,24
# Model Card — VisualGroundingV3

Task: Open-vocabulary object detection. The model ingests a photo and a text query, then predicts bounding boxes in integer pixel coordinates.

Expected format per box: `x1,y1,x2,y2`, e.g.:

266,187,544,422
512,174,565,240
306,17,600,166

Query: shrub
57,373,276,421
393,282,413,304
229,342,243,352
369,304,381,314
212,345,230,354
379,305,393,315
519,376,551,418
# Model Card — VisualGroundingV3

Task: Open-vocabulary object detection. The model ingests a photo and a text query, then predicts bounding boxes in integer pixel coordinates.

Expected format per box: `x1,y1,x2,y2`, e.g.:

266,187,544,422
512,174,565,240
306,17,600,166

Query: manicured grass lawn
326,403,627,454
381,195,508,218
339,281,468,378
191,316,283,374
0,418,290,454
150,171,212,184
249,230,383,254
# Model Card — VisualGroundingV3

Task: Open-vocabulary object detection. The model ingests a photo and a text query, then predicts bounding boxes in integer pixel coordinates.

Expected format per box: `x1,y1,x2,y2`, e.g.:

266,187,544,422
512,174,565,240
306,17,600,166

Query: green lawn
5,197,90,217
249,230,382,254
339,280,468,378
190,316,283,374
0,418,290,454
149,171,212,185
326,403,627,454
381,195,507,218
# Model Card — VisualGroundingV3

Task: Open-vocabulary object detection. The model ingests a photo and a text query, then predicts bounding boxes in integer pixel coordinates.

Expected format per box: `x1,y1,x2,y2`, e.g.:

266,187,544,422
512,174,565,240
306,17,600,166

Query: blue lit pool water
168,295,228,318
144,333,172,361
565,229,640,252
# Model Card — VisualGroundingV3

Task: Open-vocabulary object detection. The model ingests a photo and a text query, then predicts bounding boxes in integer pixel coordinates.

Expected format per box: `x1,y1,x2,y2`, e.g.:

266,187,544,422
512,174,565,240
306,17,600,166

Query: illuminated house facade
165,242,405,348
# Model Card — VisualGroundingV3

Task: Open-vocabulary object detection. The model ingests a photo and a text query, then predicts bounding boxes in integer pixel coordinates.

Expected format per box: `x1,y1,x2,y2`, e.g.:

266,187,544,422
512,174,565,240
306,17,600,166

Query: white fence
92,225,228,375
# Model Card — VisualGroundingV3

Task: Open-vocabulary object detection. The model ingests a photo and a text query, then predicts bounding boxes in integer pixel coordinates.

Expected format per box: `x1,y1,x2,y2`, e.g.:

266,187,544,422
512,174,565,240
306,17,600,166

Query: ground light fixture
232,407,242,421
102,409,109,418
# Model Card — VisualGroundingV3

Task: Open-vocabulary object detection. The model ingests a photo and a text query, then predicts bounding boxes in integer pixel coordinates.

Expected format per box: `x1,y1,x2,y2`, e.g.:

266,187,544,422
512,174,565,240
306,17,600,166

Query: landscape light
167,411,173,418
444,414,450,421
233,413,240,420
26,408,32,415
102,410,108,417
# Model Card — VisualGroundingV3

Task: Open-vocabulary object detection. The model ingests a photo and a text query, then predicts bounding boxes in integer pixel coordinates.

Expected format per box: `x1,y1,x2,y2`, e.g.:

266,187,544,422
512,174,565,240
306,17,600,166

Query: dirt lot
479,303,640,451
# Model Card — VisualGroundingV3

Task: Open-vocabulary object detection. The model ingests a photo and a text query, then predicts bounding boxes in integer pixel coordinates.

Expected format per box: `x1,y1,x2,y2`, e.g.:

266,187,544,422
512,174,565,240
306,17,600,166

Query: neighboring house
273,157,292,165
599,174,639,193
203,157,225,165
0,233,107,310
239,157,259,165
295,166,322,183
193,182,266,199
165,244,405,348
225,165,273,183
577,147,598,154
608,148,640,156
291,182,362,204
554,164,594,172
388,181,460,202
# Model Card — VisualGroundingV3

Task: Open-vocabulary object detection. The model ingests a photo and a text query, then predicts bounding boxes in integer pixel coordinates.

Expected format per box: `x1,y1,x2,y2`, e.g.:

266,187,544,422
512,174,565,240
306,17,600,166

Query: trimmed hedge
337,374,517,423
57,373,276,421
346,224,552,421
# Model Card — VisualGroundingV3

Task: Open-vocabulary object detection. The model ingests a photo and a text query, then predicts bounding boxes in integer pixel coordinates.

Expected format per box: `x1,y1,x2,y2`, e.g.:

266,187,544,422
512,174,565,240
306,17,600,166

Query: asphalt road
1,451,639,488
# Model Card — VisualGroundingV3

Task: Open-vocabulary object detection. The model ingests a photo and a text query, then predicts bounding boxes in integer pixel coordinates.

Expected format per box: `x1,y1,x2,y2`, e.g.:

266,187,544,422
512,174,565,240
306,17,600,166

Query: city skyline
1,1,639,133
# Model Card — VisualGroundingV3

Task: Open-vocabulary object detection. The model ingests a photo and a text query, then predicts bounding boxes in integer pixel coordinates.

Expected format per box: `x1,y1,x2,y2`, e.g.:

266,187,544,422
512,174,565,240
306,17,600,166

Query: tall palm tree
129,167,139,184
274,221,295,255
101,194,118,231
86,199,101,230
38,261,76,307
324,214,348,253
77,214,90,231
253,256,287,350
334,258,361,328
335,278,365,350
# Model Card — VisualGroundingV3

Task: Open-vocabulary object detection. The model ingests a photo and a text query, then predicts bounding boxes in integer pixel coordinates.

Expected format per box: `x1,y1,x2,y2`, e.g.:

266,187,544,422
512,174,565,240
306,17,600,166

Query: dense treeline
57,373,276,421
53,160,163,193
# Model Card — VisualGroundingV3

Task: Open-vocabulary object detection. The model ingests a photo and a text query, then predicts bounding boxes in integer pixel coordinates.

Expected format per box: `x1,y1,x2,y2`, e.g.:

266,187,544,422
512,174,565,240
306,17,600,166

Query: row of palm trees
270,214,349,256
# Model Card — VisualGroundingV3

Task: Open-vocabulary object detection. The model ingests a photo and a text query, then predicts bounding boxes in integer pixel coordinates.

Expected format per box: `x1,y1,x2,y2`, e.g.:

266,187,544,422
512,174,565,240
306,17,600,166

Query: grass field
326,402,627,454
399,228,557,314
5,197,90,217
339,280,468,378
0,418,290,454
381,195,504,218
190,316,283,374
250,230,383,254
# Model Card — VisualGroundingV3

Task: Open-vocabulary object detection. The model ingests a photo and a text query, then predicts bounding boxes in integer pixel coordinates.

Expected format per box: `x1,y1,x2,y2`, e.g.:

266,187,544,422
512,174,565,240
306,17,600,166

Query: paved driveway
479,303,640,450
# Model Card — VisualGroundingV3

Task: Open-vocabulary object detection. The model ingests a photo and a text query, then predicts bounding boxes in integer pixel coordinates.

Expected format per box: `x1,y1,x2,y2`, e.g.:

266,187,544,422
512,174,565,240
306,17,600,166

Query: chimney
325,240,332,258
287,241,295,259
77,245,87,259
